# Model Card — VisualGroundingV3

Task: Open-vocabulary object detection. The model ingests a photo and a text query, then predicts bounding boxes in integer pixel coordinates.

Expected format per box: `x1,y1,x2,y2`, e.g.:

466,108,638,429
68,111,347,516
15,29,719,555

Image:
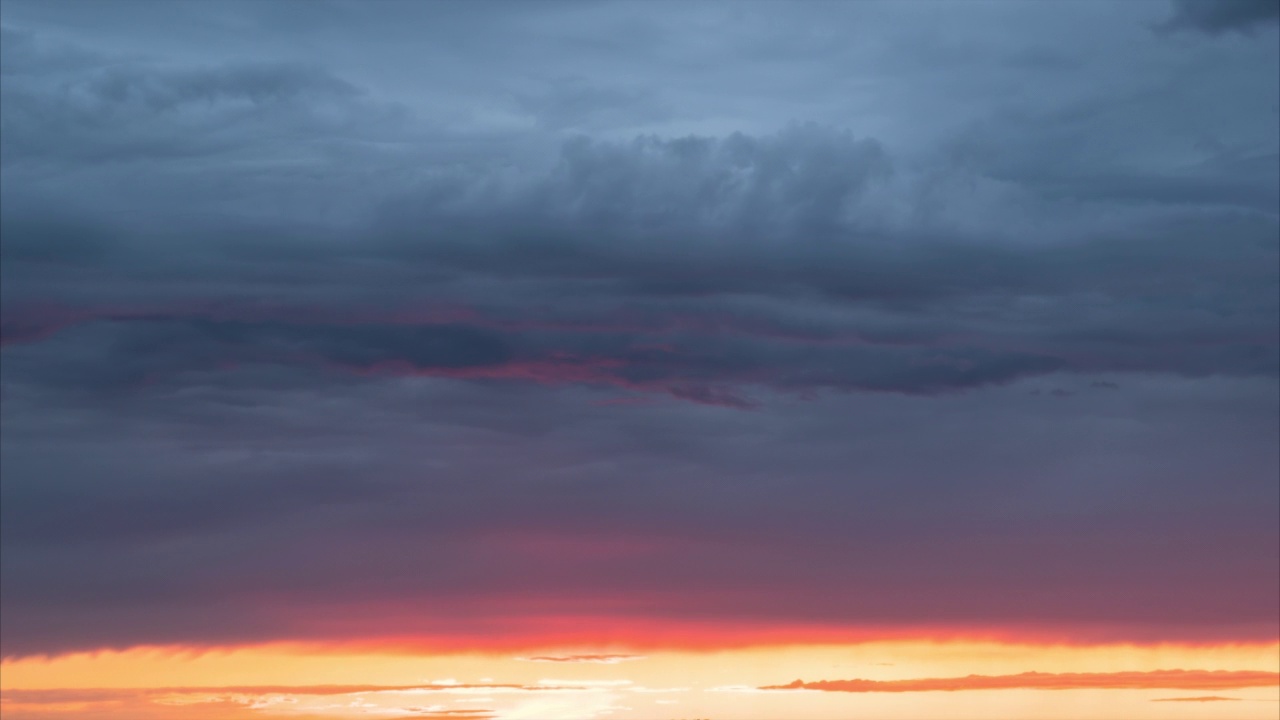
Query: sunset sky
1,1,1278,718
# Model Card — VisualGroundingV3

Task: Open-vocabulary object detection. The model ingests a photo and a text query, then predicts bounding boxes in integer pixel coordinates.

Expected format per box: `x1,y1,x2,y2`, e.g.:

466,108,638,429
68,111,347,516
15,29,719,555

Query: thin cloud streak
765,669,1280,693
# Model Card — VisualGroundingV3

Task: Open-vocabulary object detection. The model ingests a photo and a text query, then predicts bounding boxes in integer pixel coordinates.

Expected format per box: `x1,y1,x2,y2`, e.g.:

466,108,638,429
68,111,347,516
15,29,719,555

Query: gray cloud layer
1,0,1277,656
1163,0,1280,34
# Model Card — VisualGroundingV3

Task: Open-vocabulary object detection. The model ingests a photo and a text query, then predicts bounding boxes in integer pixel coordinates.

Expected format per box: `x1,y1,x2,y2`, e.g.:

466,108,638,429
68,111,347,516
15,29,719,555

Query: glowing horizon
4,641,1279,719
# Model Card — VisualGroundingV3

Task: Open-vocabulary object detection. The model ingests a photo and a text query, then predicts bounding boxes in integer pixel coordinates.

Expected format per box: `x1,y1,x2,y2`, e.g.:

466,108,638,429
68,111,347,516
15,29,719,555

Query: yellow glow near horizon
3,641,1277,720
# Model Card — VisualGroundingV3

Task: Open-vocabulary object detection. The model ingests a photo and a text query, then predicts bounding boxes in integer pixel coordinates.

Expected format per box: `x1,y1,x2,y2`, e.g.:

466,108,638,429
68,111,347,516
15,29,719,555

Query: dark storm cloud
0,312,1053,404
0,0,1277,657
0,56,371,165
1162,0,1280,34
1,125,1274,399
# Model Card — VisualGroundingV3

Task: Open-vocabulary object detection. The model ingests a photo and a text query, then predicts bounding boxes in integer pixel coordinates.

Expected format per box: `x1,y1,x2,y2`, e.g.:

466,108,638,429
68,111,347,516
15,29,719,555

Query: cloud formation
0,0,1276,659
519,654,646,664
765,669,1280,693
1162,0,1280,34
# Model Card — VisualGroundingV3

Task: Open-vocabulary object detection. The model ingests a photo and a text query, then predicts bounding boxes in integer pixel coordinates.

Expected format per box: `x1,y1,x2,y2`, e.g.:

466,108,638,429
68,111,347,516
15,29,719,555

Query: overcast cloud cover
1,0,1277,658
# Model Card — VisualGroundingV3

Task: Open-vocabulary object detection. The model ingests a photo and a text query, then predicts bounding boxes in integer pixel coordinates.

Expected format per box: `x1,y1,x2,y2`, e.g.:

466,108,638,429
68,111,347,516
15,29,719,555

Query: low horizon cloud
765,669,1280,693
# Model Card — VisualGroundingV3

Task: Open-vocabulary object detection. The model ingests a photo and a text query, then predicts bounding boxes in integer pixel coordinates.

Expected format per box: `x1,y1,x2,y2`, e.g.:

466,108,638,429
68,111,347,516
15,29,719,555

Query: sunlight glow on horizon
3,640,1277,720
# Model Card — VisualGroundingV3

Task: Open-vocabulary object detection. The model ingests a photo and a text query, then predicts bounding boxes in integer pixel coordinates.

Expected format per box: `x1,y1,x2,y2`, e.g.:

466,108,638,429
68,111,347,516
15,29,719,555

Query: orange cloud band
765,669,1280,693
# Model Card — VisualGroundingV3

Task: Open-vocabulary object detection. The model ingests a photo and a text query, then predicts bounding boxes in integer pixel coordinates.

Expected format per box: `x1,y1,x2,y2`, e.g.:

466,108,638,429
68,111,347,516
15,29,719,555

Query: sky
0,0,1277,718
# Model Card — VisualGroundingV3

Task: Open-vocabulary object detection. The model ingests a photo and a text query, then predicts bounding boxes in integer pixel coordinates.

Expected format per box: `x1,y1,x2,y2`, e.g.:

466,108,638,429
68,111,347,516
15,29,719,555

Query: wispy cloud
0,679,642,720
517,654,646,664
765,669,1280,692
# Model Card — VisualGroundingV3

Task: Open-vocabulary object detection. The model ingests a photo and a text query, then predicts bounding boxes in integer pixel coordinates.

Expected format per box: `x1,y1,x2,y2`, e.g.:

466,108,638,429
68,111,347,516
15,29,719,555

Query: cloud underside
1,127,1275,407
1,86,1277,407
2,13,1276,407
766,669,1280,692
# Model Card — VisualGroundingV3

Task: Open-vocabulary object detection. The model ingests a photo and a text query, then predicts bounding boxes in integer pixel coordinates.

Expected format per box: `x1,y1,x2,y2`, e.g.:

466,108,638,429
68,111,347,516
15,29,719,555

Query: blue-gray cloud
1162,0,1280,35
0,0,1276,658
